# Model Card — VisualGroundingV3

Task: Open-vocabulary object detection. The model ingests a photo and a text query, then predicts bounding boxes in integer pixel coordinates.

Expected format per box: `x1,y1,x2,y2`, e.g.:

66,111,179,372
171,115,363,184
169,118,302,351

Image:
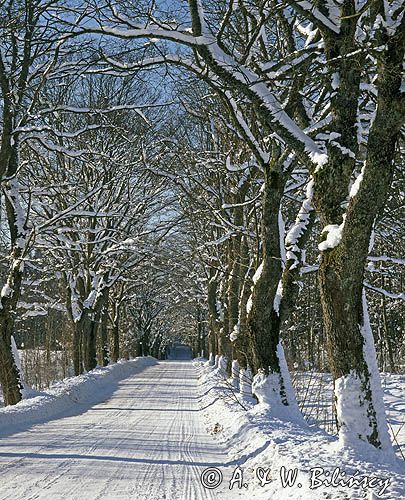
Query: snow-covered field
0,348,73,409
198,362,405,500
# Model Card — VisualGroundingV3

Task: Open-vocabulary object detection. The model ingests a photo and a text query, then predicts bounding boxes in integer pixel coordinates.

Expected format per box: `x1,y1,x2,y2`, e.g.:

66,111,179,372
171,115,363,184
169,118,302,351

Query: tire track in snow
0,361,230,500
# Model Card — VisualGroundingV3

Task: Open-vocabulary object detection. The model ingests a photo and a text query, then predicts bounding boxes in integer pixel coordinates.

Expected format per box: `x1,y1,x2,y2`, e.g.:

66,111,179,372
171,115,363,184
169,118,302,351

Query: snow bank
197,362,405,499
0,357,157,435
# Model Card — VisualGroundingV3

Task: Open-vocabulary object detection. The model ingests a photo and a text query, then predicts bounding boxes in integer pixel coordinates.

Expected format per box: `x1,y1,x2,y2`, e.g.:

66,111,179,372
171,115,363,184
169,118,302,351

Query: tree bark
100,297,110,367
247,162,285,376
111,302,120,362
232,236,254,369
72,320,84,376
0,312,23,406
0,152,26,405
316,16,404,448
217,243,232,362
83,313,99,372
207,268,220,357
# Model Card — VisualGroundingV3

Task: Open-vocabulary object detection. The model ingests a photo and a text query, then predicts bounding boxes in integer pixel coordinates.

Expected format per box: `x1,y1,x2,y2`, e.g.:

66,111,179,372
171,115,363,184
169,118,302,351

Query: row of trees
0,0,403,455
0,0,197,404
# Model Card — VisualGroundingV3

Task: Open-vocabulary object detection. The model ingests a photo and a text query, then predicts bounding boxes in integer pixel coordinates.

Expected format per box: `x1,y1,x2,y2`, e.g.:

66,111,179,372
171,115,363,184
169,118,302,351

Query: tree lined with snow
0,0,403,464
77,0,405,450
0,0,89,405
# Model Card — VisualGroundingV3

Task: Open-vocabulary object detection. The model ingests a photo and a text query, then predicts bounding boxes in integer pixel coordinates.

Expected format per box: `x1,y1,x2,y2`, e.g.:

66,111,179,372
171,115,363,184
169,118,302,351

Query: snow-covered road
0,361,230,500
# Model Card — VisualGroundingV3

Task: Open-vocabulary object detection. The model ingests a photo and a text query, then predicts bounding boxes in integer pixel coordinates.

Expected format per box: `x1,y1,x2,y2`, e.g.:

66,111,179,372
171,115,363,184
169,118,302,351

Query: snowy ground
4,357,402,458
0,357,157,433
0,359,403,499
0,360,232,500
292,371,405,459
198,362,405,500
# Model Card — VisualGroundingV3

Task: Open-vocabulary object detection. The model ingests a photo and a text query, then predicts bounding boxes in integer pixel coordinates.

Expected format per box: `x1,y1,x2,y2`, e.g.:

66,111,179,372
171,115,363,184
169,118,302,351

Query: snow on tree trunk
227,183,249,368
230,360,240,391
100,301,109,367
207,267,220,359
11,336,26,390
231,236,254,370
0,243,26,405
208,353,215,366
312,0,404,451
334,291,392,452
72,318,84,376
318,240,392,450
252,372,284,407
110,300,121,363
252,342,303,419
0,316,23,406
276,342,303,420
239,367,253,399
217,355,228,377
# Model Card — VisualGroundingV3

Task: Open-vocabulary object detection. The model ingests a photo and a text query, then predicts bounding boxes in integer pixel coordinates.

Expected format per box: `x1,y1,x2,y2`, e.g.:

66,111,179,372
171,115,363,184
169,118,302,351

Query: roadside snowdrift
0,357,157,436
197,361,405,500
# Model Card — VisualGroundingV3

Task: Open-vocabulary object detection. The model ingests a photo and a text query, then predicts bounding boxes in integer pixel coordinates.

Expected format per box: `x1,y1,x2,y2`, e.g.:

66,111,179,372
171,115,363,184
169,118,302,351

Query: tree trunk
0,313,23,406
0,178,27,405
232,236,254,369
227,210,243,344
318,253,392,448
100,299,109,367
0,253,24,406
313,7,404,450
247,163,285,376
207,267,220,357
218,244,232,362
83,313,99,372
73,319,84,376
280,188,315,326
111,316,120,362
381,293,395,373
